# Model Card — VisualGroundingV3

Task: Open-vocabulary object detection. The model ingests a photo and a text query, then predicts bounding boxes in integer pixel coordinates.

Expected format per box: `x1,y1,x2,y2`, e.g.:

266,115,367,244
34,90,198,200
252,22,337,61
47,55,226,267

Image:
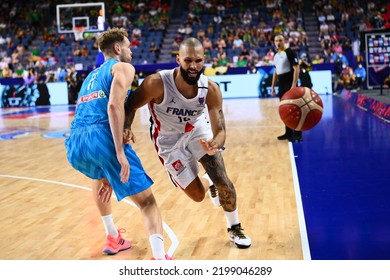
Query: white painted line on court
288,144,312,260
0,174,179,258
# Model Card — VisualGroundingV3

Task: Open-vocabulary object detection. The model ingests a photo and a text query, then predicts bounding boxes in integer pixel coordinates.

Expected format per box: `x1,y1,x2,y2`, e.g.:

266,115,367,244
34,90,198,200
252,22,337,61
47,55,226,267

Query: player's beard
120,52,132,64
180,66,202,85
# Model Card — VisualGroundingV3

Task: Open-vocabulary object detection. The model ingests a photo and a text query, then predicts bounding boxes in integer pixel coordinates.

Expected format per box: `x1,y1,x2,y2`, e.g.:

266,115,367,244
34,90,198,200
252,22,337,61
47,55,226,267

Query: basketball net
73,26,85,41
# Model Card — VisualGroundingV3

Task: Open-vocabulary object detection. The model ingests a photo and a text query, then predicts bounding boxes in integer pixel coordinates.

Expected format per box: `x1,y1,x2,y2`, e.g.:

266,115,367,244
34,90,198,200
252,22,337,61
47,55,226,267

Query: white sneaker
203,173,221,207
228,223,251,249
208,185,221,207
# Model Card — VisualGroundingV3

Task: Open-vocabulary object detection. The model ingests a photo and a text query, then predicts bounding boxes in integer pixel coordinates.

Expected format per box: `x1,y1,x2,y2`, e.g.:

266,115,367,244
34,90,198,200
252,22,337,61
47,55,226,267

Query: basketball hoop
73,26,85,41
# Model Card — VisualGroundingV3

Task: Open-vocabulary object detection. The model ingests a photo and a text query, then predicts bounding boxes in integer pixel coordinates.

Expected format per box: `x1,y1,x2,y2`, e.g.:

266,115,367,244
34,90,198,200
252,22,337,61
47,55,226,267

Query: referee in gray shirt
271,34,301,142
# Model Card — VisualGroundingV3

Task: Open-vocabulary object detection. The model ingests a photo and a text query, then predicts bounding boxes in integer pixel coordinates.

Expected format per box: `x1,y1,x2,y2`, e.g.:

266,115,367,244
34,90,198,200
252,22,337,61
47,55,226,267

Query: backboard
56,2,105,34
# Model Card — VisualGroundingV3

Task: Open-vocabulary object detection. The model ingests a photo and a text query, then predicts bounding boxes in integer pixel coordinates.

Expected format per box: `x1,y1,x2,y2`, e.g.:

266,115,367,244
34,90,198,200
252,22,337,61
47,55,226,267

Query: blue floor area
293,95,390,260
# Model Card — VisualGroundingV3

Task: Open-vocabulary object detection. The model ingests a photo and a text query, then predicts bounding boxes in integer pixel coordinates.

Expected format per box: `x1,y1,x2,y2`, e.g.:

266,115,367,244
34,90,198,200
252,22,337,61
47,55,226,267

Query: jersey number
87,71,99,90
178,116,190,123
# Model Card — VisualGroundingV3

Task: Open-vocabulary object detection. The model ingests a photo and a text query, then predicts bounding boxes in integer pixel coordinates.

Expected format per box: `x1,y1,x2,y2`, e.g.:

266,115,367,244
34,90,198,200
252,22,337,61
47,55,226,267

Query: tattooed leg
199,152,237,211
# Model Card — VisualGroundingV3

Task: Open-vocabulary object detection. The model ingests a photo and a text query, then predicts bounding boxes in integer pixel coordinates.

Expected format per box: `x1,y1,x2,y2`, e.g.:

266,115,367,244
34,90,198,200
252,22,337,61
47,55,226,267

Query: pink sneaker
103,229,132,255
150,254,173,260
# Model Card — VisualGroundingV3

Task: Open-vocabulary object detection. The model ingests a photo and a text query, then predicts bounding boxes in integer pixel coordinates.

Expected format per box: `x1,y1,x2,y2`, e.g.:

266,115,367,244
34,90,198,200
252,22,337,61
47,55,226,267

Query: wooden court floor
0,98,303,260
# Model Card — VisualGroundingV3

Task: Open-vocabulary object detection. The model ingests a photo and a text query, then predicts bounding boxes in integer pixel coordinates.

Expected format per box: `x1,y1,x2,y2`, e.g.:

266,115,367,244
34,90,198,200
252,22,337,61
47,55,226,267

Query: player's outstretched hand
123,128,136,144
199,138,219,156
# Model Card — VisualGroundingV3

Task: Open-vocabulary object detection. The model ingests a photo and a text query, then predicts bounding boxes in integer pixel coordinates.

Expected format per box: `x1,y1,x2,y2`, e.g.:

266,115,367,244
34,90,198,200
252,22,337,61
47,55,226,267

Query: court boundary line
0,174,179,258
288,144,311,260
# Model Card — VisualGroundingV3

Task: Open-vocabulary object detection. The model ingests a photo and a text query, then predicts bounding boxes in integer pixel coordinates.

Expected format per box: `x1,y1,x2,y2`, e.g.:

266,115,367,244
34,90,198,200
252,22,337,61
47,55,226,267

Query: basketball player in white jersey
124,37,251,249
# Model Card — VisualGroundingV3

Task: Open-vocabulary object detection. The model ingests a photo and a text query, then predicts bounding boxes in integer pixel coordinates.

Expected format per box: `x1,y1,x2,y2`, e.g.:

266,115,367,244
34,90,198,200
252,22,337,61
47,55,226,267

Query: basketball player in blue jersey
124,37,251,249
271,34,301,142
65,28,170,260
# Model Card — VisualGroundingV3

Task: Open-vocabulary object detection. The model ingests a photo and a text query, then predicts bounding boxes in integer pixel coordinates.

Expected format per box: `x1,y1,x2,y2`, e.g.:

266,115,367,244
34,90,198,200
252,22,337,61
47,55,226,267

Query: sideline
288,144,311,260
0,174,179,257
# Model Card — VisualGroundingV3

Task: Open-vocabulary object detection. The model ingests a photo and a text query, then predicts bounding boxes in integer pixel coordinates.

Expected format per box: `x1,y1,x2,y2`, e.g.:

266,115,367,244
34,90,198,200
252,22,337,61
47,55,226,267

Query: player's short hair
179,37,203,51
97,28,128,53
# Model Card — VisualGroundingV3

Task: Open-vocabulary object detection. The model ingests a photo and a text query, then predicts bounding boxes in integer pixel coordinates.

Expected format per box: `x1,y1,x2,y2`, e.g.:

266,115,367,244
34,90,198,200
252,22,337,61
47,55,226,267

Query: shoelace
209,185,218,197
231,227,247,239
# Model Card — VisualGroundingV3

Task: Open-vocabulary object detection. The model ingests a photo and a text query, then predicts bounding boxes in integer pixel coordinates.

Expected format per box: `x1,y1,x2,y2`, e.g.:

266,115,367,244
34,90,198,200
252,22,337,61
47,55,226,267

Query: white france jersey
148,69,209,136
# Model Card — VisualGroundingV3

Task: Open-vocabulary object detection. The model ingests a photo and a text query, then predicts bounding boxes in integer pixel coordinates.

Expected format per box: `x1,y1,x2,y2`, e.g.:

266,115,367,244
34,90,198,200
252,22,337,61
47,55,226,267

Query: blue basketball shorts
65,124,153,201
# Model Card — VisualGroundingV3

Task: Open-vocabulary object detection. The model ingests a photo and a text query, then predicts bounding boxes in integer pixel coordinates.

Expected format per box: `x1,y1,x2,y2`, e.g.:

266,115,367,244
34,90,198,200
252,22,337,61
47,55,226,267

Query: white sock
101,214,118,237
202,173,213,187
224,209,239,228
149,234,165,259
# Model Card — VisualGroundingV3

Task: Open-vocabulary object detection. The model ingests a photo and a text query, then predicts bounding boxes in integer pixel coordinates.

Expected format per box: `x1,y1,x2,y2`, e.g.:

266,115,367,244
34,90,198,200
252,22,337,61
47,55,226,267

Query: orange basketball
278,87,323,131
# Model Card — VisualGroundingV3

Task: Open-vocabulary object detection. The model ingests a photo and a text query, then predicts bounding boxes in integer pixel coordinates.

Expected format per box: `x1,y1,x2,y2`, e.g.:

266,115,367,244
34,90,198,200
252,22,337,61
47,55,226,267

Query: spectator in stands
130,37,141,48
73,45,82,57
197,29,206,40
11,49,22,66
2,53,12,67
217,48,229,67
248,48,259,62
149,41,160,54
341,8,349,27
332,41,343,55
232,36,244,50
184,24,193,36
16,44,26,57
242,9,252,25
215,37,226,50
46,46,54,58
207,22,214,37
178,25,186,36
262,49,275,64
202,37,213,52
247,62,258,74
132,27,142,39
13,63,26,78
272,7,282,25
23,67,36,85
273,22,283,36
319,21,329,40
327,21,336,36
0,47,6,59
0,35,6,46
312,54,324,64
2,64,13,78
288,36,300,53
371,12,385,29
80,45,89,57
159,13,170,29
240,47,250,61
358,19,367,32
66,55,74,67
236,55,248,67
217,3,226,16
171,35,182,56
